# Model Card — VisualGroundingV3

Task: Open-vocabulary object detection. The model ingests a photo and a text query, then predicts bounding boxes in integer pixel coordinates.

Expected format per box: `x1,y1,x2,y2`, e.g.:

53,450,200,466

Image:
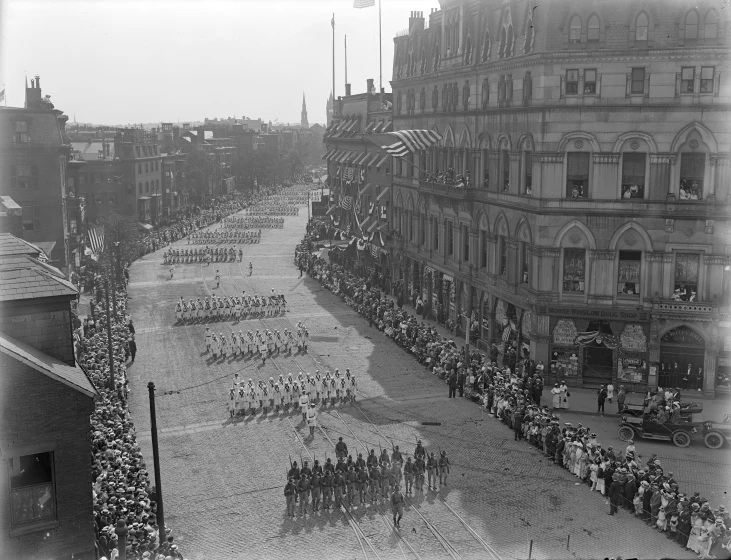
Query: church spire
301,92,309,129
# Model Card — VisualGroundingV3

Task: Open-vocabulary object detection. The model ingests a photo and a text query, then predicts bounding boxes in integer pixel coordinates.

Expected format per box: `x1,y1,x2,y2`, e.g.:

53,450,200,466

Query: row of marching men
165,246,245,264
187,228,262,244
176,292,288,322
227,370,357,417
283,440,452,518
206,326,308,360
240,205,299,216
223,216,286,227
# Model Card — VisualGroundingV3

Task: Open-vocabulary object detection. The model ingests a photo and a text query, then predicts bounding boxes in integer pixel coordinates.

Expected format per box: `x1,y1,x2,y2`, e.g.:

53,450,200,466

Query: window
569,16,582,43
462,225,470,262
11,164,37,189
155,161,159,172
700,67,715,93
138,182,142,194
8,452,56,530
681,67,695,93
136,146,141,157
67,176,75,188
505,25,514,57
631,68,645,94
93,193,102,204
674,253,699,301
481,29,491,62
78,173,86,185
145,181,149,193
431,217,439,250
137,163,142,174
587,15,600,41
420,215,426,245
705,10,718,39
617,251,641,295
498,236,507,276
447,221,454,256
685,11,698,40
566,152,589,198
145,162,149,173
520,242,529,284
566,70,579,95
409,212,414,241
523,151,532,194
69,218,77,234
563,248,585,293
621,153,646,198
584,69,597,94
480,230,488,268
679,153,705,200
92,172,99,184
524,20,534,52
499,27,507,58
13,121,29,143
501,149,510,191
21,206,36,231
635,13,648,41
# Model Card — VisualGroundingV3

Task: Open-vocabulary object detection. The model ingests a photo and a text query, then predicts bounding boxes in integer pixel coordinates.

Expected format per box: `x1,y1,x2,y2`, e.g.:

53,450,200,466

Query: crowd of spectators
294,229,731,559
422,167,471,188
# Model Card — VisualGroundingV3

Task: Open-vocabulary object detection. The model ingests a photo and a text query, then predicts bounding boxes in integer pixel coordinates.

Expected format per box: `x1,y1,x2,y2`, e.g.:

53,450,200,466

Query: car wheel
672,430,691,448
704,431,724,449
618,426,634,442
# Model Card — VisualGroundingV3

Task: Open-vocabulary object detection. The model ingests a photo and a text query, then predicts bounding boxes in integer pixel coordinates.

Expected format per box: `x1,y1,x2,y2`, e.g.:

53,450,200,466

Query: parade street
125,203,724,560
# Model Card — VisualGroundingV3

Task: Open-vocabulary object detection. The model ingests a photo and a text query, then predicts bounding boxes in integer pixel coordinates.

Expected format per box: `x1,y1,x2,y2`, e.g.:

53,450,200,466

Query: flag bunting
375,129,442,158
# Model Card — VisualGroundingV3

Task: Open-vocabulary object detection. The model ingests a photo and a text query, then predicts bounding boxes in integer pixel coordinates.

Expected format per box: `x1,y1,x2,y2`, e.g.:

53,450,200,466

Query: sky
1,0,437,126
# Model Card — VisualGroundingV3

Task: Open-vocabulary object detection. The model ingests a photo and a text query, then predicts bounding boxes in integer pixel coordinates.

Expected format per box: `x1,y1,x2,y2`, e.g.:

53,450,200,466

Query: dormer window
13,121,29,144
587,15,599,42
569,16,581,43
685,11,698,40
635,13,648,42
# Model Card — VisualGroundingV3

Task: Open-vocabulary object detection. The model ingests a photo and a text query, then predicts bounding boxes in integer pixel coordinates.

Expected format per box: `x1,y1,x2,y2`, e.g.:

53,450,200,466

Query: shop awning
364,121,376,134
381,119,393,133
345,117,359,132
372,121,384,134
375,154,390,169
137,222,153,231
367,153,381,167
353,152,369,165
358,183,372,196
376,186,390,201
322,148,336,160
337,151,353,163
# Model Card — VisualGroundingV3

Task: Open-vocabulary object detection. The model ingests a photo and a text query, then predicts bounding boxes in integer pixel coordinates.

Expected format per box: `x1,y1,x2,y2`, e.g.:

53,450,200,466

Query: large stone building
0,77,72,271
387,0,730,394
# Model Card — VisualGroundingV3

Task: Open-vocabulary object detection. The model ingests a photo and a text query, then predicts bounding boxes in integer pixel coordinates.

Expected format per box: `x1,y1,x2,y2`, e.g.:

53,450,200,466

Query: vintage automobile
617,414,699,448
701,414,731,449
620,401,703,420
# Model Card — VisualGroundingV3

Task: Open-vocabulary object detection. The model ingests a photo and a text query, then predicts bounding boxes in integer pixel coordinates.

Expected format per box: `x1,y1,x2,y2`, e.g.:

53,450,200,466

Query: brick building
388,0,730,394
323,80,394,259
0,232,97,558
0,77,72,271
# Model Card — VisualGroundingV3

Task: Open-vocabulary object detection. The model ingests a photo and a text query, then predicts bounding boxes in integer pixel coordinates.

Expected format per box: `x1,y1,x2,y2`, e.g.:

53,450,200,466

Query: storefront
717,333,731,393
550,318,581,381
659,326,706,391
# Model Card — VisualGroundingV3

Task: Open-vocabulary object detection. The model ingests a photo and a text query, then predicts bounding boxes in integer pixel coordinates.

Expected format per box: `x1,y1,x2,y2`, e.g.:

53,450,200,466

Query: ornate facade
388,0,730,393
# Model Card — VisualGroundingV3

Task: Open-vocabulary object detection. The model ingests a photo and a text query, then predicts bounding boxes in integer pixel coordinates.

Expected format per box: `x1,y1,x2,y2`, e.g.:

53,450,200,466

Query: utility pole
148,382,166,541
104,279,115,392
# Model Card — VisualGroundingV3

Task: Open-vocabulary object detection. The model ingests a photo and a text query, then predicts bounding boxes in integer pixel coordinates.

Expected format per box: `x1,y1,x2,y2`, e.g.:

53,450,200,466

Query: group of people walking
175,292,288,323
207,324,308,362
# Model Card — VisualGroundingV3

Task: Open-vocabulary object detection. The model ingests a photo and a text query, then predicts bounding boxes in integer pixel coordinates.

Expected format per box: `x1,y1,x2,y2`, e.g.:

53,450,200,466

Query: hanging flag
502,325,512,342
0,88,5,103
340,196,353,210
354,0,375,8
87,226,105,254
373,129,442,157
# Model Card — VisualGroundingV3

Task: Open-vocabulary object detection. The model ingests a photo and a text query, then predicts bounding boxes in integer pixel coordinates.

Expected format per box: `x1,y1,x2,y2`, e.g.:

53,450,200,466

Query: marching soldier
391,460,403,490
333,469,345,508
310,468,321,512
414,453,426,493
427,452,438,490
346,466,357,506
391,445,403,467
391,485,405,528
298,472,311,515
380,462,390,501
335,437,348,459
284,478,297,518
357,462,369,504
321,469,333,510
368,463,380,504
414,439,426,460
215,269,221,289
404,457,415,496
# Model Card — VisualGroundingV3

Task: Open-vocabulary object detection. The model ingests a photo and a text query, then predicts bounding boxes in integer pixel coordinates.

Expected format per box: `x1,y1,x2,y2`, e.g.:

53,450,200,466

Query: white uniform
306,407,318,429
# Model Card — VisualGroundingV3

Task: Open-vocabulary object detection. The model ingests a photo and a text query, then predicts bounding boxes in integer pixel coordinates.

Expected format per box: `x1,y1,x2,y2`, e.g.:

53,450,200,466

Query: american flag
87,226,105,254
353,0,375,7
374,129,442,158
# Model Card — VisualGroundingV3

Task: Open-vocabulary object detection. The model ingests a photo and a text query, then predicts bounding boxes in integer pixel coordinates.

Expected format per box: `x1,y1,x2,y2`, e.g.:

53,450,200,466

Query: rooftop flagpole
378,0,383,92
345,35,348,89
332,14,336,104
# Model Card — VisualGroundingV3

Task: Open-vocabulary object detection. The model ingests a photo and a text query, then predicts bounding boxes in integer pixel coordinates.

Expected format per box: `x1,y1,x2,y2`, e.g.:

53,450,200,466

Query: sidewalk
375,292,731,422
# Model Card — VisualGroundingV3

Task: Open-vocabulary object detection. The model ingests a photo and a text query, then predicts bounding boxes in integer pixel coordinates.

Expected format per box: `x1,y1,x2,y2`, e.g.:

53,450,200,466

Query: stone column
458,4,464,54
589,249,615,298
710,154,731,202
591,153,619,199
487,151,499,190
508,151,521,194
538,248,560,293
650,154,676,201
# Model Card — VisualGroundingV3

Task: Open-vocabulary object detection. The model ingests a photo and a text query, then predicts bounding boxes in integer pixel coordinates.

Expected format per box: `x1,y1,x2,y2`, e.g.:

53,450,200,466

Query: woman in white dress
314,372,322,402
559,381,570,409
236,387,245,416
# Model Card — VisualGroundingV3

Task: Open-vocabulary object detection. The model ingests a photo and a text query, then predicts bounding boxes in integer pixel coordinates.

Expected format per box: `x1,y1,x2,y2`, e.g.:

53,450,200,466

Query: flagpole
345,35,348,90
332,13,336,106
378,0,383,93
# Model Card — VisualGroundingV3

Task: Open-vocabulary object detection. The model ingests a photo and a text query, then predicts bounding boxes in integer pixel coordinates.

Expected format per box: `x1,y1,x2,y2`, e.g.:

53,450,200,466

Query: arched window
499,26,507,58
705,10,719,39
587,15,600,42
481,29,491,62
685,11,698,39
524,19,534,52
635,13,648,41
569,16,581,43
506,25,514,56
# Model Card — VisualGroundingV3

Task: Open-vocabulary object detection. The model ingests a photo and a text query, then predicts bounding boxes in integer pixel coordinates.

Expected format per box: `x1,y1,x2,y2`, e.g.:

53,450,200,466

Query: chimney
367,78,374,94
345,83,352,96
197,125,205,142
409,11,425,33
35,75,40,89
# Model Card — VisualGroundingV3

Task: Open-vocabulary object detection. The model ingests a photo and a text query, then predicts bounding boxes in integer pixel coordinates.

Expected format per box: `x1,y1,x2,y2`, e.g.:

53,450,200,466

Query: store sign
660,326,705,347
540,306,648,321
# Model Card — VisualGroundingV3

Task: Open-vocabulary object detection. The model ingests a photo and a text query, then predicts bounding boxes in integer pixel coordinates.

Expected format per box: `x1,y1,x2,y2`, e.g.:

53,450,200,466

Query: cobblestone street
125,205,722,560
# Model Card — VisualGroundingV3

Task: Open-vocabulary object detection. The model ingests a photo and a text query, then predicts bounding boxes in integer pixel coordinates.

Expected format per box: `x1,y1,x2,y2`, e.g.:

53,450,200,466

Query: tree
96,212,141,279
183,145,216,203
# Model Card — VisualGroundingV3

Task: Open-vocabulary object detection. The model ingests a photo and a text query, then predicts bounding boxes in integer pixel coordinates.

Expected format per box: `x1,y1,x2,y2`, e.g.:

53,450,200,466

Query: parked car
620,401,702,421
702,414,731,449
617,414,699,448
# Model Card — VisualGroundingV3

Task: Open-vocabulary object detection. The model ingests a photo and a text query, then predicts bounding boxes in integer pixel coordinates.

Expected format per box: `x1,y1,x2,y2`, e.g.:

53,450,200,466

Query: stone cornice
650,154,678,165
703,254,731,266
645,252,673,263
593,153,620,165
591,250,616,261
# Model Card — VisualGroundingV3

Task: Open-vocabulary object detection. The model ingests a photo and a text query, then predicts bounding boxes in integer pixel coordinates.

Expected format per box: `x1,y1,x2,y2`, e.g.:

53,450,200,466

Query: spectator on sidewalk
617,385,627,413
559,381,570,409
597,385,608,414
448,370,458,398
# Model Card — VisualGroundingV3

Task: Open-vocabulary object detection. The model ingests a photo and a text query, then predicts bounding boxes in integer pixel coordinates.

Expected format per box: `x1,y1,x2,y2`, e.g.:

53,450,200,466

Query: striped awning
345,117,359,132
375,154,390,169
338,151,354,163
381,119,393,133
376,186,390,201
364,121,376,134
353,152,370,165
358,183,372,196
322,148,336,160
329,150,342,162
366,153,381,167
372,121,384,134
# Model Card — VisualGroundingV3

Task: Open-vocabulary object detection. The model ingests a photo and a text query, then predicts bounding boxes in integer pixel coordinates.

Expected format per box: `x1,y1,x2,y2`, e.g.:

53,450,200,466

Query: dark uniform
284,479,297,517
414,456,426,492
321,471,333,510
311,471,321,512
369,466,380,503
357,465,369,503
298,473,311,514
404,458,415,495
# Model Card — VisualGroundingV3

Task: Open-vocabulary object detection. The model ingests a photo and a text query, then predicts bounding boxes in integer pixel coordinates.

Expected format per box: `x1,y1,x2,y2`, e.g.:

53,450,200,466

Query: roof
0,107,65,148
0,233,77,301
70,141,115,161
0,232,42,258
0,330,97,397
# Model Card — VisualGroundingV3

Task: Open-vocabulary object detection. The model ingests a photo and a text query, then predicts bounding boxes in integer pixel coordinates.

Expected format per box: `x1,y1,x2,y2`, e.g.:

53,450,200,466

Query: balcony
652,299,718,322
418,179,474,199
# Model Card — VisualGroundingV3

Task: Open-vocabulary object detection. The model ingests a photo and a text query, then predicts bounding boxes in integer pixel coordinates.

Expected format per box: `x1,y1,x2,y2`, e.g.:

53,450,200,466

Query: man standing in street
448,370,458,398
608,472,623,515
457,369,466,397
597,385,608,415
284,478,297,518
513,407,524,441
391,485,405,528
128,335,137,363
617,385,627,413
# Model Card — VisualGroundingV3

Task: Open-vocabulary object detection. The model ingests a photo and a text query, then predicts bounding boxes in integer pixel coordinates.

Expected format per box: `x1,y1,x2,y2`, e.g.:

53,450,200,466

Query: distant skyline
1,0,436,125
